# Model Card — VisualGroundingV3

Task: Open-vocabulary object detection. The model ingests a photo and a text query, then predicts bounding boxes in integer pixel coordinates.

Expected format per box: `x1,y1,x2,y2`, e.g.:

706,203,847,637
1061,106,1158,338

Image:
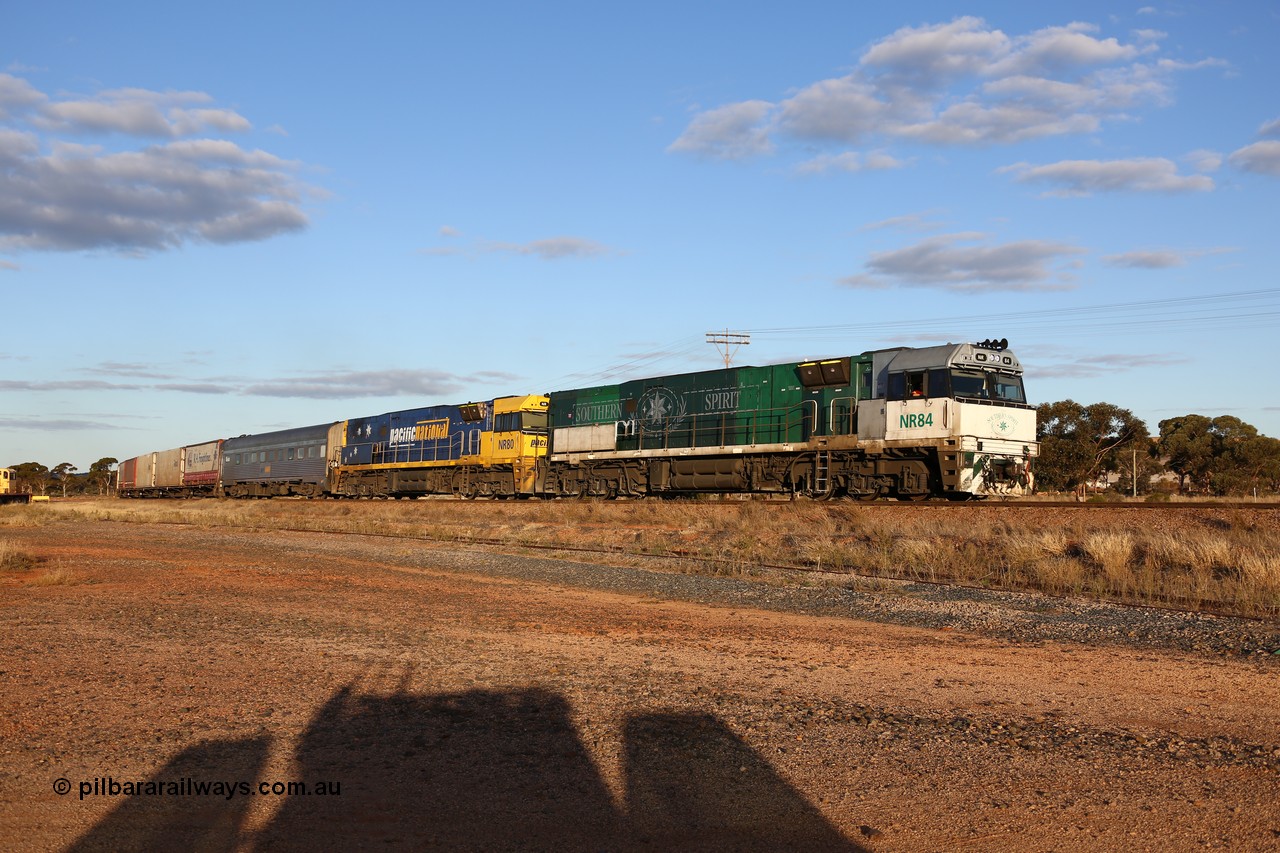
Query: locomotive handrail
828,396,858,436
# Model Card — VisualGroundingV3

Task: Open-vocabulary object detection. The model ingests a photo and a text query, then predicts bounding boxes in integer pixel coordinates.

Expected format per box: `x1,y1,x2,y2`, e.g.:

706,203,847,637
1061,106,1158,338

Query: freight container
181,440,222,488
154,447,184,489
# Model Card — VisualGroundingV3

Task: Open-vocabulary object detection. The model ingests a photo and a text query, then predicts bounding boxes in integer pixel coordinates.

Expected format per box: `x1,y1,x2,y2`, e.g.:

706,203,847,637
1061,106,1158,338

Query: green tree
1036,400,1150,495
1213,434,1280,497
10,462,51,496
1157,415,1275,496
88,457,118,496
51,462,78,497
1156,414,1215,494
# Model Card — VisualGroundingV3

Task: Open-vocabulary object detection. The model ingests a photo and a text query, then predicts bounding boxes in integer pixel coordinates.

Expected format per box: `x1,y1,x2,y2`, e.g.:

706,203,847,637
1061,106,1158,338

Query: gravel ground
373,537,1280,660
1,518,1278,851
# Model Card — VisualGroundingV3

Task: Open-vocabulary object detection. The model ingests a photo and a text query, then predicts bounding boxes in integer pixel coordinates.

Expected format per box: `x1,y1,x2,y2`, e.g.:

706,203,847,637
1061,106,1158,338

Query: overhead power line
532,288,1280,390
706,330,750,369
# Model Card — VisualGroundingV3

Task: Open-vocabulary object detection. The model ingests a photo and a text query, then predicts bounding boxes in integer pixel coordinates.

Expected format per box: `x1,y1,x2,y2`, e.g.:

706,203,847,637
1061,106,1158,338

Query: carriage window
287,449,295,460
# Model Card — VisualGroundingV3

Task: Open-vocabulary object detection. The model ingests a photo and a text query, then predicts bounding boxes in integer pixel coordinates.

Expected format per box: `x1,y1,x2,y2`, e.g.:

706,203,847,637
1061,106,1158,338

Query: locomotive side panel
341,404,479,468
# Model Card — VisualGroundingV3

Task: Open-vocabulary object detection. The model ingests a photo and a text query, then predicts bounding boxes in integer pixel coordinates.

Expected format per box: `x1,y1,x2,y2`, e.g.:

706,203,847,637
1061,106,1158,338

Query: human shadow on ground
68,685,864,852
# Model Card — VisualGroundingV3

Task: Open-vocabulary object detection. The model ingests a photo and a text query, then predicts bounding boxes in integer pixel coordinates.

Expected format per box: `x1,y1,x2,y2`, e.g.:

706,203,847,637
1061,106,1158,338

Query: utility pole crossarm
706,330,750,369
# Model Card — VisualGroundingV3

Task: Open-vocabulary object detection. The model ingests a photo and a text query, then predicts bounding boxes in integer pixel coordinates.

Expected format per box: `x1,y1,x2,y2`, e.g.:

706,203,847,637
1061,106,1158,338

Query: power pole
706,330,750,369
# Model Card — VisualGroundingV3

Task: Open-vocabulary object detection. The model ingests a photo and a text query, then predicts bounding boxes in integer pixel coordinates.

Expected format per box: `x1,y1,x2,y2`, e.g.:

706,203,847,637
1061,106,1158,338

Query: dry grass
27,567,77,586
40,497,1280,618
0,539,35,571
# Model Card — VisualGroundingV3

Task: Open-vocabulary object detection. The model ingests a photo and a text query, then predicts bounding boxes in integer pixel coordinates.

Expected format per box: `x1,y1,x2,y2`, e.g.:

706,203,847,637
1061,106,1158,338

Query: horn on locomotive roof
976,338,1009,352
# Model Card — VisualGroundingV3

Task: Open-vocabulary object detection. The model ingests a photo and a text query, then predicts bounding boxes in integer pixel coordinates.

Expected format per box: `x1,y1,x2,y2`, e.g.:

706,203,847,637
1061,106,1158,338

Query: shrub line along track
621,498,1280,510
118,516,1279,624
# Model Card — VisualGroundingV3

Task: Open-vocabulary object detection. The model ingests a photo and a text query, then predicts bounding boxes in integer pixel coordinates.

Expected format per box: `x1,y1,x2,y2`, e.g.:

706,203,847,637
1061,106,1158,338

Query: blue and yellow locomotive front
331,395,549,498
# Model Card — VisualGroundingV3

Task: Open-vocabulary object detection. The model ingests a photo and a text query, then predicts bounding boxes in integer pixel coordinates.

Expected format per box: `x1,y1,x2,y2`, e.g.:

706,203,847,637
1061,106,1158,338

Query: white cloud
665,100,774,159
669,17,1218,164
243,369,465,399
1102,246,1238,268
1259,117,1280,139
1000,157,1214,195
482,237,616,260
1102,250,1185,268
1031,352,1189,379
794,150,905,175
860,17,1010,86
1229,140,1280,176
860,210,947,232
985,23,1147,78
0,75,316,254
0,73,45,118
778,78,890,144
1184,148,1222,172
31,87,251,138
843,232,1085,293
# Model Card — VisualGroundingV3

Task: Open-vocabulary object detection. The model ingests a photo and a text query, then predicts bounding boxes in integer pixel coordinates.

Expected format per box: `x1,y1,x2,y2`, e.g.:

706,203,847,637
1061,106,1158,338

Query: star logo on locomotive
988,414,1018,436
638,387,686,432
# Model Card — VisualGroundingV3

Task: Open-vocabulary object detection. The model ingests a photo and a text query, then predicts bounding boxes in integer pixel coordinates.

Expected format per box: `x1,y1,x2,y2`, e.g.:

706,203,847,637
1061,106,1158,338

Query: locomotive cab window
887,373,905,400
950,369,1027,404
889,369,948,400
991,374,1026,403
496,412,549,433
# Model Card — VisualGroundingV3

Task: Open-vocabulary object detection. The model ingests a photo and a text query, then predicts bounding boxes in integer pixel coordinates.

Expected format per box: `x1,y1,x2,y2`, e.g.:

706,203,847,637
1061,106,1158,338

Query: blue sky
2,1,1278,469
